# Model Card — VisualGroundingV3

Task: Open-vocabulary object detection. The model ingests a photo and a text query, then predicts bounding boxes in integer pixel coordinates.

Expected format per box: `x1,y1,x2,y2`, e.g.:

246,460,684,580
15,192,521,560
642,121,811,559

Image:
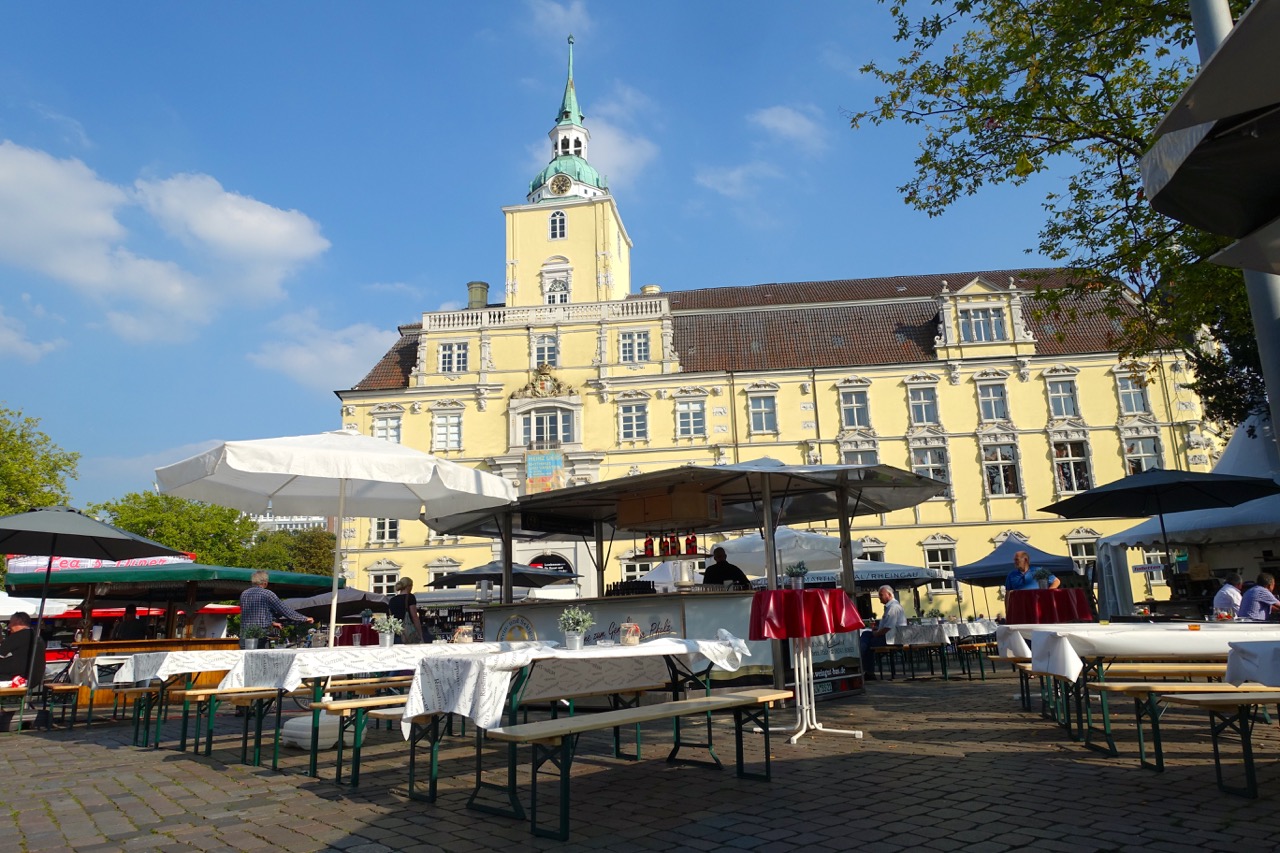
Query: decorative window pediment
1118,414,1160,436
371,403,405,414
906,425,948,445
368,558,402,571
672,385,710,398
859,536,887,550
921,532,957,547
616,389,651,401
836,428,878,448
1047,419,1089,442
744,381,780,394
976,422,1019,444
952,276,1005,295
992,530,1030,546
904,372,940,386
1044,364,1080,377
431,399,465,411
1110,361,1153,376
973,368,1010,382
1066,526,1102,541
837,375,872,388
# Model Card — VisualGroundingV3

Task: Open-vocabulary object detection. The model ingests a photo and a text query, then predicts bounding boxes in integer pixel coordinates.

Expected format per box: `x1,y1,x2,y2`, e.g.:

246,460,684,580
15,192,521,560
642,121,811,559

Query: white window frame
1124,435,1161,474
842,449,878,466
748,395,778,434
924,546,956,595
1117,375,1150,415
909,386,939,426
1053,440,1092,493
676,399,706,438
619,401,649,441
1069,540,1097,576
438,342,469,373
982,442,1022,496
371,415,401,444
840,389,871,429
911,445,950,490
549,210,566,240
978,383,1009,421
432,411,463,452
619,331,650,363
371,518,399,544
522,406,575,448
1048,379,1080,418
369,570,399,596
958,306,1007,342
533,334,559,368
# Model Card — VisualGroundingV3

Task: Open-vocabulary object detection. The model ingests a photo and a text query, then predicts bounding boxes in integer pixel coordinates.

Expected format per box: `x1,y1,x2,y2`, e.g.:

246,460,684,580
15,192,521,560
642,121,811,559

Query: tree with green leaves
90,492,258,568
0,405,80,516
851,0,1259,425
245,527,336,576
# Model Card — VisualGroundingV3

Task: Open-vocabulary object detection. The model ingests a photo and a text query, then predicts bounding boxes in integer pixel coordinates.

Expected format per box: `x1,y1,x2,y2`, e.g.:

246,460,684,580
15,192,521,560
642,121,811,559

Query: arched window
549,211,566,240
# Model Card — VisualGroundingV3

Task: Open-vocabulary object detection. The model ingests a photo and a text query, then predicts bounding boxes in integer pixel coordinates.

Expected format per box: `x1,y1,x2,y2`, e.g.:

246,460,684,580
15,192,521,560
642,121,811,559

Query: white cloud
78,439,224,505
246,310,399,392
586,118,659,191
748,105,829,155
694,161,782,200
31,102,92,148
437,300,465,312
364,281,424,299
134,173,330,301
0,304,64,362
526,0,593,40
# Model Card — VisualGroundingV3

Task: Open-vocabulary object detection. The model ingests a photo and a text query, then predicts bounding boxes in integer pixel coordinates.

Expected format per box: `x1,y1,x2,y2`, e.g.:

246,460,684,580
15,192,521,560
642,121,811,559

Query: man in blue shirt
1238,573,1280,622
1004,550,1059,591
239,570,314,633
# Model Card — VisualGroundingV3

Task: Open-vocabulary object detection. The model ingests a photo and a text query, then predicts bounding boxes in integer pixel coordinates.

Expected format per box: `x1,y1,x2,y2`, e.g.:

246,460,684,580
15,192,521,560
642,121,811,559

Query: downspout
727,371,740,463
810,367,822,463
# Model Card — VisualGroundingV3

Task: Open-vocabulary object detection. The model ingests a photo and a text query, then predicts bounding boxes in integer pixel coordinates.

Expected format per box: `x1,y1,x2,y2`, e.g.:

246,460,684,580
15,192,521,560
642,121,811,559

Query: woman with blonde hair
388,576,424,644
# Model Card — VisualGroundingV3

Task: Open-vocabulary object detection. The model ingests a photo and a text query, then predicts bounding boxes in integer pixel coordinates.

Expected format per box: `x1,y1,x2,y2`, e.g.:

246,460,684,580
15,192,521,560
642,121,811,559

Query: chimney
466,281,490,309
640,284,661,295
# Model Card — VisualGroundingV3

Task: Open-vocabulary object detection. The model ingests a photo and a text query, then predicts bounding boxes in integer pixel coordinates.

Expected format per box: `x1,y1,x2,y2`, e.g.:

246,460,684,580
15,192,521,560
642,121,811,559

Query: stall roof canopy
4,563,338,601
953,538,1078,587
1103,416,1280,548
424,458,947,540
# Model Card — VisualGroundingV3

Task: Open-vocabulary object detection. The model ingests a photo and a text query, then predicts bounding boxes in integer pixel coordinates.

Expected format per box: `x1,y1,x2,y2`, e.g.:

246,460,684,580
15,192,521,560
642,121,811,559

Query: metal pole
326,481,345,645
500,513,514,604
837,484,855,598
594,520,606,599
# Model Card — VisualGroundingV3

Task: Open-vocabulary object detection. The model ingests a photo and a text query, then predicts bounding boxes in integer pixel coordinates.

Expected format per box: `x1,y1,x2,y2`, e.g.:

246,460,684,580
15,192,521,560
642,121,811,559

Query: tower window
573,139,582,155
549,211,566,240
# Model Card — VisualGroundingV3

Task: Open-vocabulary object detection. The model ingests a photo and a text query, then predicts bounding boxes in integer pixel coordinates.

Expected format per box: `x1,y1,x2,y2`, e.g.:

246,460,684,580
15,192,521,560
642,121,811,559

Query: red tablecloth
1005,588,1092,624
749,589,866,640
337,624,378,646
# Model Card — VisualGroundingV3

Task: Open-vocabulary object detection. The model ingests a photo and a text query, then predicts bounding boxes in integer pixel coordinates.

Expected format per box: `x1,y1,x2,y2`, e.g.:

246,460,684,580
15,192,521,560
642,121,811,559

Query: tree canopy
245,527,337,576
851,0,1259,424
90,492,259,568
0,405,80,516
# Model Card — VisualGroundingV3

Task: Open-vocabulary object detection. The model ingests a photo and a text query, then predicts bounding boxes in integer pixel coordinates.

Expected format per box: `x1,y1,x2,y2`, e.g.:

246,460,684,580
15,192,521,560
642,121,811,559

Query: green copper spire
556,34,584,127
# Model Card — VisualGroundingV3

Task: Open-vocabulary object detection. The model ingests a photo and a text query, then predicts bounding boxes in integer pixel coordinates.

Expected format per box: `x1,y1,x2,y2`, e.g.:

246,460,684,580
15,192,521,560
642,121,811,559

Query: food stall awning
4,563,338,602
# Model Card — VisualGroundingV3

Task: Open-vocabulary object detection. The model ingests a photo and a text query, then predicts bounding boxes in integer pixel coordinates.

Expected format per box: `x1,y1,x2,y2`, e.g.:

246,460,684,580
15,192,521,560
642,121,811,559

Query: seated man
860,586,907,681
702,547,750,589
0,612,43,684
1004,550,1060,591
1239,573,1280,622
1212,572,1244,618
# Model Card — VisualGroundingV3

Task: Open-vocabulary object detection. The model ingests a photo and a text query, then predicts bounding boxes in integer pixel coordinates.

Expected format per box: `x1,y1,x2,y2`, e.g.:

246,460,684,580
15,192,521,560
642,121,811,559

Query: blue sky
0,1,1060,509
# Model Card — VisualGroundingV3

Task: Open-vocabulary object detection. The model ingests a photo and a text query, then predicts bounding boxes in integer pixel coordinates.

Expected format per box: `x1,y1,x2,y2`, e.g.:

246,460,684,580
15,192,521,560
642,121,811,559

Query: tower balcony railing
425,297,668,332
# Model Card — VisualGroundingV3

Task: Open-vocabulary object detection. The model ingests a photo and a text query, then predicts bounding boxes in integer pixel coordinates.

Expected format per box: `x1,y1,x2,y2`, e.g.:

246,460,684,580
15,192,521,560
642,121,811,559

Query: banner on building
525,450,567,494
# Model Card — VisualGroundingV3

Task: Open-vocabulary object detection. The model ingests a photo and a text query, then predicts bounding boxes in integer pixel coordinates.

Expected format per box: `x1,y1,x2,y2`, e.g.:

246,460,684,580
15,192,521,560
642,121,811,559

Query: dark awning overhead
5,564,338,602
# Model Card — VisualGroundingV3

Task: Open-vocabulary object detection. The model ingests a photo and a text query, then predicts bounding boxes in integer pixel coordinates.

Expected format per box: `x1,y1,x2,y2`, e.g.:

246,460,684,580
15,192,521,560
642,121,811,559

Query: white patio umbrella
155,430,516,641
714,526,862,575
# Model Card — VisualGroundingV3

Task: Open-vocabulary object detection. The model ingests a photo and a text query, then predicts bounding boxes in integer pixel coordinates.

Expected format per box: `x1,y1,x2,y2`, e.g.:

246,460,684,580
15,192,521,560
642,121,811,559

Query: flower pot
239,638,261,650
1037,579,1049,589
379,633,394,648
564,631,584,650
789,576,805,590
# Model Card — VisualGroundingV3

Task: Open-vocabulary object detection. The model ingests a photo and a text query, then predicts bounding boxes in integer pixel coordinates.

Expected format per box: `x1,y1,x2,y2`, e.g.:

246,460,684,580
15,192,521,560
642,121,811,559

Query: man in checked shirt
239,570,314,634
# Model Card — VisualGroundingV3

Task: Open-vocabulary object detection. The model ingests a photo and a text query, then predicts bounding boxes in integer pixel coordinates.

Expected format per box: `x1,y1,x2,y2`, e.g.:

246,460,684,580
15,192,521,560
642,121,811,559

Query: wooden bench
1161,691,1280,797
311,694,412,786
955,642,997,680
179,685,307,769
480,688,793,840
367,708,450,802
518,682,668,759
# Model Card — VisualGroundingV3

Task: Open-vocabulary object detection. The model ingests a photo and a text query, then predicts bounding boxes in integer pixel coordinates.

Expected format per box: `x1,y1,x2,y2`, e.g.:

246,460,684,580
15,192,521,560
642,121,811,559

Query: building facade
335,43,1214,615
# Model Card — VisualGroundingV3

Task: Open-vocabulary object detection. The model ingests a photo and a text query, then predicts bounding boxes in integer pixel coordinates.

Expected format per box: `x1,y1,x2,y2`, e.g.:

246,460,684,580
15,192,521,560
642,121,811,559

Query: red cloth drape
1005,588,1092,624
336,624,378,646
749,589,866,640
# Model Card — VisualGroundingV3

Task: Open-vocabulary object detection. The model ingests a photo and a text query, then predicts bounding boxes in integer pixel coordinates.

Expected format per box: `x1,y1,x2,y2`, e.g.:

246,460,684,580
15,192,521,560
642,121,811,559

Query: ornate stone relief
512,365,575,399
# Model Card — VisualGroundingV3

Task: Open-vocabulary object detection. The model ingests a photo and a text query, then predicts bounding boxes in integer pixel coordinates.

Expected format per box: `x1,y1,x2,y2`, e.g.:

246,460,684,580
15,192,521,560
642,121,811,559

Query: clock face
550,174,571,195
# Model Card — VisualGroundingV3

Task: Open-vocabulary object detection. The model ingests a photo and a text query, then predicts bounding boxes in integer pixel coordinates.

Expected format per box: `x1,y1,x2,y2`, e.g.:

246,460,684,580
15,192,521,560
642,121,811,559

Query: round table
749,589,865,743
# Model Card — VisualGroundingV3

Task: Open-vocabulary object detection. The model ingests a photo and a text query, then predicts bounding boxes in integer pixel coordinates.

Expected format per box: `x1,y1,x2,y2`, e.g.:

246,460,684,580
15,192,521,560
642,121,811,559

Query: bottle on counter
685,532,697,555
644,535,654,557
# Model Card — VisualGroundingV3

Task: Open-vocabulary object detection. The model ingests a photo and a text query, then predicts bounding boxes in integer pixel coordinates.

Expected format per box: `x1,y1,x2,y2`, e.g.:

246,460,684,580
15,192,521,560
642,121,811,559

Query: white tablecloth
70,655,133,688
403,634,750,731
1225,640,1280,686
889,620,997,645
114,649,248,684
995,621,1272,659
1029,627,1280,682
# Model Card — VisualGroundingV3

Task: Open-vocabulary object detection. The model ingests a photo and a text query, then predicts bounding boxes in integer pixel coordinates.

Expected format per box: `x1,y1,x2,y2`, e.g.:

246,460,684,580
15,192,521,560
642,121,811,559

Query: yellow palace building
336,42,1212,617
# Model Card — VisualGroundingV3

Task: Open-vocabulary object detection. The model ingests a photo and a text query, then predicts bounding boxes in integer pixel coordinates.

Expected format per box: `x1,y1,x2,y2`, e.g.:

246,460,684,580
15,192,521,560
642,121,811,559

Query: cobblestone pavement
3,669,1279,852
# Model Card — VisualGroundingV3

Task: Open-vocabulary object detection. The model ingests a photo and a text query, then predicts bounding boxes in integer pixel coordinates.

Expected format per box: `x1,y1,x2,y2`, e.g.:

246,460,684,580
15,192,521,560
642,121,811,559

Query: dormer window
549,211,566,240
959,307,1007,342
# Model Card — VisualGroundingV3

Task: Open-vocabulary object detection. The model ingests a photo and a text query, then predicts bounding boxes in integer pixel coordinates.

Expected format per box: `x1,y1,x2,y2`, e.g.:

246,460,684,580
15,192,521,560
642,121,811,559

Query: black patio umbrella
0,506,187,720
1041,468,1280,564
280,587,389,621
429,561,580,589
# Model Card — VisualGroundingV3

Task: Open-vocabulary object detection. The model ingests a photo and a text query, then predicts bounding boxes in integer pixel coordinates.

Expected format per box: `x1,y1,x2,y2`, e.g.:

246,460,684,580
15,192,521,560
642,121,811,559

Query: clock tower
503,36,632,307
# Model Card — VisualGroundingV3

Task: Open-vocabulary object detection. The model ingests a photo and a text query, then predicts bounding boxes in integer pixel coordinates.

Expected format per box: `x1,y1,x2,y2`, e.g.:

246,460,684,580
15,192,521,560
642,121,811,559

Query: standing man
1004,550,1060,591
1238,573,1280,622
1212,572,1244,618
860,586,908,681
239,570,314,634
703,547,750,589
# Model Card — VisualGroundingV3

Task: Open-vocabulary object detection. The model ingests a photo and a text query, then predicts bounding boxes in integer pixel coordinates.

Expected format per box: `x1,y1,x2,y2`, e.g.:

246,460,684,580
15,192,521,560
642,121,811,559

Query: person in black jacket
0,612,40,681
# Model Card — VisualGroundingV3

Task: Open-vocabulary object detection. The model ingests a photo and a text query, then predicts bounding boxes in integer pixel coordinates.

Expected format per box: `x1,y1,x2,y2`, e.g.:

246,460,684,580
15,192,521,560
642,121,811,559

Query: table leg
791,641,862,743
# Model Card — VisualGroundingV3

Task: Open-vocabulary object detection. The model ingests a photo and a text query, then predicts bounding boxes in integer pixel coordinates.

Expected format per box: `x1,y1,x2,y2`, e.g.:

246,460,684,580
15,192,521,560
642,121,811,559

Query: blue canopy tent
953,538,1078,588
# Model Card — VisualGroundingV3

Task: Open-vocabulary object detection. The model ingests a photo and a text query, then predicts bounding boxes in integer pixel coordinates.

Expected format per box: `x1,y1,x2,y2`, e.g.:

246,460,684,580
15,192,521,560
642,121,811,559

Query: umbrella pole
22,537,57,730
837,484,855,598
500,513,514,605
1155,493,1173,574
327,480,346,645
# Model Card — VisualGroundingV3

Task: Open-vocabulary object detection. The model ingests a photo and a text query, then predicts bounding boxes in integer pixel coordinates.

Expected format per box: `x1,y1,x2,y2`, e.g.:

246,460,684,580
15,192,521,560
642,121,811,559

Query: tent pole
21,535,56,730
837,484,855,598
500,512,514,605
594,520,606,599
327,480,346,645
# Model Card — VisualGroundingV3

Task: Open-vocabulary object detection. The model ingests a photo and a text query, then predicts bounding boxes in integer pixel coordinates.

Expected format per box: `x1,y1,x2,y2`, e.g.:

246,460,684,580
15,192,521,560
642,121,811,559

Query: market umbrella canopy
0,592,74,619
429,561,579,589
750,560,941,589
280,587,388,620
155,429,517,518
953,538,1079,588
0,506,188,563
715,526,862,574
155,429,516,641
4,563,337,602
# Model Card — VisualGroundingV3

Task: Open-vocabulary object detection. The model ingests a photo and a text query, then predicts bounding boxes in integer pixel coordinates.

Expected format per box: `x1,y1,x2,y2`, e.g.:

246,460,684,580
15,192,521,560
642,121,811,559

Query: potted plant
239,625,266,650
924,606,944,624
1033,568,1052,589
557,605,595,650
371,614,403,648
783,561,808,590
